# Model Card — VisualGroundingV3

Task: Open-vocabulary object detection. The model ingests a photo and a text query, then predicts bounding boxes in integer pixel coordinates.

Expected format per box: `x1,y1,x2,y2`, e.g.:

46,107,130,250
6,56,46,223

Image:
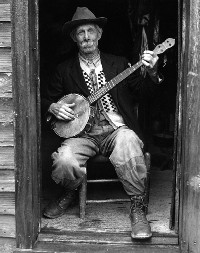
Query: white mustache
81,41,94,47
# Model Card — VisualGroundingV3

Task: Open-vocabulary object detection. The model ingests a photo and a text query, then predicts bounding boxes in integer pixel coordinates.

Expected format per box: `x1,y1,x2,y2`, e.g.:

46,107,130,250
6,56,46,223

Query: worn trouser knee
51,146,86,190
109,127,147,196
50,137,98,190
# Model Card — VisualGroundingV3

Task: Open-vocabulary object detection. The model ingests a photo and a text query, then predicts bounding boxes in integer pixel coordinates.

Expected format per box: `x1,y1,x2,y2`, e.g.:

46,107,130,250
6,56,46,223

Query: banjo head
53,94,91,138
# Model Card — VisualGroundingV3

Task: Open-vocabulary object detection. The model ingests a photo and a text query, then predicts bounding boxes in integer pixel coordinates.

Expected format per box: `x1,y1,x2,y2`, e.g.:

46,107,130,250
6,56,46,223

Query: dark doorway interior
39,0,178,241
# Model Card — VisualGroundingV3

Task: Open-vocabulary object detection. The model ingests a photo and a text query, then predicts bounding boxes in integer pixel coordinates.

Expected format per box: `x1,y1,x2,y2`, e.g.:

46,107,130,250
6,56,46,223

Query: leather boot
43,189,77,219
130,195,152,239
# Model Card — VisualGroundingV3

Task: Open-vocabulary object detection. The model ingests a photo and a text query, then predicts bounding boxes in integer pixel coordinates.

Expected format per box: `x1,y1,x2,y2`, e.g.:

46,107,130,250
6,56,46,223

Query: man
42,7,162,239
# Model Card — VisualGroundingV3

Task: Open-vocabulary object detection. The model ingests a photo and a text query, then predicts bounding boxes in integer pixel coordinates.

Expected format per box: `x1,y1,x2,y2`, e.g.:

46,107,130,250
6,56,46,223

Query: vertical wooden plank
11,0,40,249
169,0,180,231
174,0,184,234
179,0,200,252
29,0,41,248
178,0,187,243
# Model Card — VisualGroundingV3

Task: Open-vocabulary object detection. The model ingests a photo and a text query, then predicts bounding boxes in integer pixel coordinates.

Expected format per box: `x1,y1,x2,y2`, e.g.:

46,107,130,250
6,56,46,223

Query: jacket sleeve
41,65,65,117
120,57,144,101
122,57,161,101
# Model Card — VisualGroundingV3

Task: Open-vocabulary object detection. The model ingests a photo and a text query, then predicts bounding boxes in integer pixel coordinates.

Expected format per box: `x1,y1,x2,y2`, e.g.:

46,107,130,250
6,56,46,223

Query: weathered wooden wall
0,0,16,252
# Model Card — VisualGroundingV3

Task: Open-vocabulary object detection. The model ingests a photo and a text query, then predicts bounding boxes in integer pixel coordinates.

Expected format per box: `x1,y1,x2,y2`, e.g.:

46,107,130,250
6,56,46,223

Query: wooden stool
79,152,151,219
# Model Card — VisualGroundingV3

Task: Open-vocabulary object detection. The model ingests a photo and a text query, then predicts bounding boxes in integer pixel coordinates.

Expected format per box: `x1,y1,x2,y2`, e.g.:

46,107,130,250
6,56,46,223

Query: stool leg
144,152,151,214
79,174,87,219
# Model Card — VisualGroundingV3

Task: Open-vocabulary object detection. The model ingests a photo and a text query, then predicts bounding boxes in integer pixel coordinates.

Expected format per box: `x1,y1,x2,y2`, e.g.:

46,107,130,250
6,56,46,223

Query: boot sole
43,211,66,219
43,198,77,219
131,232,152,239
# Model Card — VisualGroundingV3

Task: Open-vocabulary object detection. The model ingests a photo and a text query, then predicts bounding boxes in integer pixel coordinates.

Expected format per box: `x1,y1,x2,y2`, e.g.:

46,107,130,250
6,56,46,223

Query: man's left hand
142,50,158,74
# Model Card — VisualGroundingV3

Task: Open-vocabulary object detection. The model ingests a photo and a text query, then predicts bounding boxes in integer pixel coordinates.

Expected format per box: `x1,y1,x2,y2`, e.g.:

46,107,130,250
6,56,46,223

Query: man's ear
70,30,77,42
97,28,103,40
72,36,77,42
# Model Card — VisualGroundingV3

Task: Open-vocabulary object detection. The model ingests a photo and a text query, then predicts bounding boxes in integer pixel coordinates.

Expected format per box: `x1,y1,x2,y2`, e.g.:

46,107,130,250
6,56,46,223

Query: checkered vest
82,70,118,113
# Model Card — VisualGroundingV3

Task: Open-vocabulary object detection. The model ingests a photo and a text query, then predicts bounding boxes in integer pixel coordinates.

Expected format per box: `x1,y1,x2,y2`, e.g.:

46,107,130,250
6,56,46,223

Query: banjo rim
52,94,91,138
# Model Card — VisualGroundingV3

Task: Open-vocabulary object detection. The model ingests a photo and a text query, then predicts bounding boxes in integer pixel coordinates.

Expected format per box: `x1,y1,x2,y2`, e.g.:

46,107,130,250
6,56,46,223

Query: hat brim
62,17,107,36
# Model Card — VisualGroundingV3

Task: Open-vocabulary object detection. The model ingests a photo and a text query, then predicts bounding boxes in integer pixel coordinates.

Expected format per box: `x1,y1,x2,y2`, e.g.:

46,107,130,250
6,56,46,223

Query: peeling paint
188,71,198,77
0,73,12,97
189,175,200,191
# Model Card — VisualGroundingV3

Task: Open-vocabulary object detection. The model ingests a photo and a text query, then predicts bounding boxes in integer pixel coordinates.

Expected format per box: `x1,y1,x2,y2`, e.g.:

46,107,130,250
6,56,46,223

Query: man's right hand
49,102,75,121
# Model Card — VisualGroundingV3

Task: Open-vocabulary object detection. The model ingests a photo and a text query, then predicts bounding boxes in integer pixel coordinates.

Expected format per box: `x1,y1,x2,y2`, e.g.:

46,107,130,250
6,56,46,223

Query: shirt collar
78,51,101,68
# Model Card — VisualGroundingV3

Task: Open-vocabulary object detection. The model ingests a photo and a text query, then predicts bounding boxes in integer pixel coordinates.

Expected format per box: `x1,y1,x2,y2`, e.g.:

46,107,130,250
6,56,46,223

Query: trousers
51,124,147,196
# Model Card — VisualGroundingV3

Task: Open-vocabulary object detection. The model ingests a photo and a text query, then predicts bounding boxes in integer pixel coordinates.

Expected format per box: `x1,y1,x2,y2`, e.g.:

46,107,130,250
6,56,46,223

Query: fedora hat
62,7,107,35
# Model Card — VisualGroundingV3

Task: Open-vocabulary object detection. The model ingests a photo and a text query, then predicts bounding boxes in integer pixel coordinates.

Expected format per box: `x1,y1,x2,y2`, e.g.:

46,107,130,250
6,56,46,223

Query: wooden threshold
14,244,180,253
14,233,180,253
38,228,178,245
19,228,178,253
14,229,179,252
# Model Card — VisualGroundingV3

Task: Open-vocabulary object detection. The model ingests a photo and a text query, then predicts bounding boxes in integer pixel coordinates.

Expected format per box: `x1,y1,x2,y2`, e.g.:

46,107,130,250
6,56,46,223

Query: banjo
52,38,175,138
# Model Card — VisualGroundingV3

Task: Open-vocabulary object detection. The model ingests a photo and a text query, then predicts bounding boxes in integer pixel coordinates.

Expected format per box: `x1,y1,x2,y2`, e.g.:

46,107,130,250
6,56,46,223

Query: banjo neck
87,60,143,105
87,38,175,105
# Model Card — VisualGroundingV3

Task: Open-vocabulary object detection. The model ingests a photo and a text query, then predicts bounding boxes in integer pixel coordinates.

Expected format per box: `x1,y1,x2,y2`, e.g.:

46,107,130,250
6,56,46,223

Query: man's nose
84,31,89,40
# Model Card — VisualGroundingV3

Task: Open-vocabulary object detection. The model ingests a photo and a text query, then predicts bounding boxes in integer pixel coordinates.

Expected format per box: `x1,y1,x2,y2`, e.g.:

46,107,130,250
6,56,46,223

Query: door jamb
11,0,41,249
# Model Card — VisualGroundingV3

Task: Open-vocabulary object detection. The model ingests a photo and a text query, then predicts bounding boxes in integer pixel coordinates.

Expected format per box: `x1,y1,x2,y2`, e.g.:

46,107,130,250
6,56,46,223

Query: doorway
39,0,178,245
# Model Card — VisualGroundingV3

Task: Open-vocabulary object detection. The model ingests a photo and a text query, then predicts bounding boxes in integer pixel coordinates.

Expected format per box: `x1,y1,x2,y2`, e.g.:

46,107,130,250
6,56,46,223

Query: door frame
11,0,41,249
11,0,200,252
177,0,200,252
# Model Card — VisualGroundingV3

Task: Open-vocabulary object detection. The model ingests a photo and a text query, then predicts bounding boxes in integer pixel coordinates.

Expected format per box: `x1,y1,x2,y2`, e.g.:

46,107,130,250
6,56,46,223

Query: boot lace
130,195,148,223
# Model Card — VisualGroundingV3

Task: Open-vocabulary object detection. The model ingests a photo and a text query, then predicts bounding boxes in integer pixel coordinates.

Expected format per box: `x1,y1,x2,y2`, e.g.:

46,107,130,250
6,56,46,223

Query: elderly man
42,7,162,239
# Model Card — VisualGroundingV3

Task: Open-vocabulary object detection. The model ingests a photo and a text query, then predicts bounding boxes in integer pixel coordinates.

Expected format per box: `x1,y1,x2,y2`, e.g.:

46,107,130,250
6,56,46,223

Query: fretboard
87,60,143,105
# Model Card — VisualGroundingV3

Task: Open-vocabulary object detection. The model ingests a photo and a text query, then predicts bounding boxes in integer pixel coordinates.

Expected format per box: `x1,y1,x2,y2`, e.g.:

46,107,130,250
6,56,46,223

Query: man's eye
77,31,84,36
88,29,95,33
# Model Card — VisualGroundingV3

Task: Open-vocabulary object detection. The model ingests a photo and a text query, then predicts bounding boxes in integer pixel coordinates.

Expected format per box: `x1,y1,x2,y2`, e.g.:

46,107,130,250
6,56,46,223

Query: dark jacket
42,52,155,140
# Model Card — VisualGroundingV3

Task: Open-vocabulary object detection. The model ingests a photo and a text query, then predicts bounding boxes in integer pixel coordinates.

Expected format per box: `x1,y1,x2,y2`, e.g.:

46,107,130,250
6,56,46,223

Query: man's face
74,24,101,54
